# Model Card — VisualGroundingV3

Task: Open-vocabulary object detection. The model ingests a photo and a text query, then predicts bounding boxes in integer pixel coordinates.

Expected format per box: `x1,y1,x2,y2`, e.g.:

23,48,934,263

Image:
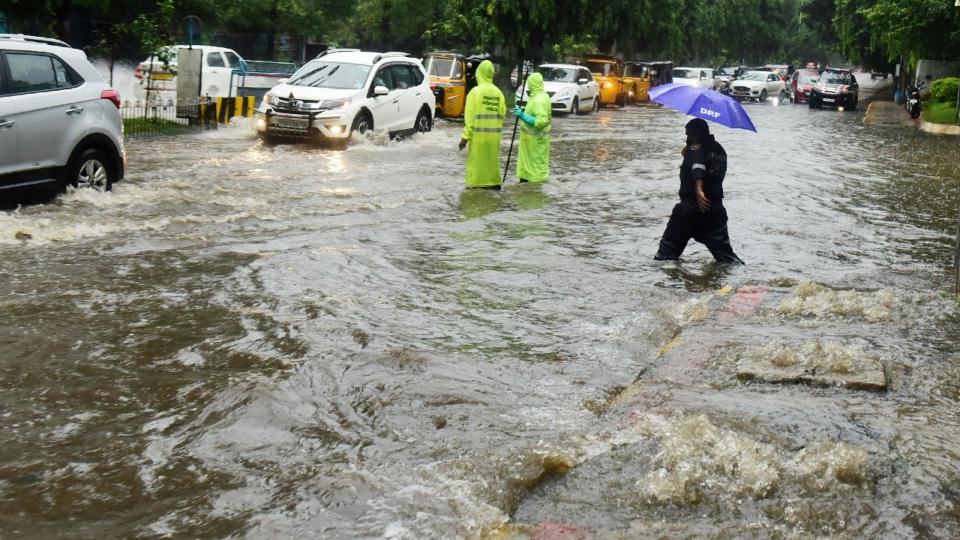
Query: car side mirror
277,78,289,85
578,78,589,85
374,85,390,96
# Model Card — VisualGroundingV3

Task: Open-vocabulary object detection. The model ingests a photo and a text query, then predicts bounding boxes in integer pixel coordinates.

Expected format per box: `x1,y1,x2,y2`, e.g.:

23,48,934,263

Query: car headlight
320,98,350,109
603,82,612,89
263,93,278,107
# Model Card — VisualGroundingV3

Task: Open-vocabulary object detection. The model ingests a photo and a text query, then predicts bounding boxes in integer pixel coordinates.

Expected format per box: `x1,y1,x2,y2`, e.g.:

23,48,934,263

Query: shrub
928,77,960,103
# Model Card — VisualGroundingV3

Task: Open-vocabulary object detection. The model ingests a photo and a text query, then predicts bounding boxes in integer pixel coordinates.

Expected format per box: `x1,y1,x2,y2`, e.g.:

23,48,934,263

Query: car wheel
351,112,372,138
570,97,579,115
69,148,114,192
760,89,768,102
592,96,600,113
414,108,432,133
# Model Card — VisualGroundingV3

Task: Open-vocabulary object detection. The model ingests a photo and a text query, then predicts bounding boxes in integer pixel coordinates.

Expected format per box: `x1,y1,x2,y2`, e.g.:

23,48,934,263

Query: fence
120,97,257,138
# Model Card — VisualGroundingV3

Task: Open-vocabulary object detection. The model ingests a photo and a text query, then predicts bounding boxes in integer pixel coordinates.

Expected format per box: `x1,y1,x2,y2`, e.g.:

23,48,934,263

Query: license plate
823,98,835,102
274,118,307,129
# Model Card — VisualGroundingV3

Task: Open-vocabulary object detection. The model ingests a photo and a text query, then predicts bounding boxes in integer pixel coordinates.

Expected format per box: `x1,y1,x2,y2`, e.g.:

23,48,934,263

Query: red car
789,69,820,103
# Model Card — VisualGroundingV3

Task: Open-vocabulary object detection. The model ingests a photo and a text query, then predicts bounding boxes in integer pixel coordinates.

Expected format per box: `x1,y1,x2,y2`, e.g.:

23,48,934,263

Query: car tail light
101,89,121,109
134,66,143,80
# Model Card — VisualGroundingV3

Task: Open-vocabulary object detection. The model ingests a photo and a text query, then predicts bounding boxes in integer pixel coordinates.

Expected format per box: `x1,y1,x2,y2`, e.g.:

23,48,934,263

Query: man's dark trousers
655,201,743,263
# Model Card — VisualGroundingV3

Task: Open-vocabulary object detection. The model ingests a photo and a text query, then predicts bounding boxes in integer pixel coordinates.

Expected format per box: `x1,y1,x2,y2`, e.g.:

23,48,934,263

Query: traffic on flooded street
3,91,960,538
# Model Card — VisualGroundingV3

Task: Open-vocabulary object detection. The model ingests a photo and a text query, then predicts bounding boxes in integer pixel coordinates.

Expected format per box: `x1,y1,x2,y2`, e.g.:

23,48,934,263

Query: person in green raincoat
458,60,506,189
511,72,552,183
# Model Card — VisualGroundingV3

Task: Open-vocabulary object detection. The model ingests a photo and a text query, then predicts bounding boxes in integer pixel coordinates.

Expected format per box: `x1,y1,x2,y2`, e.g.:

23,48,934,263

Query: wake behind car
0,34,125,203
255,49,435,143
516,64,599,115
809,71,858,110
728,70,786,102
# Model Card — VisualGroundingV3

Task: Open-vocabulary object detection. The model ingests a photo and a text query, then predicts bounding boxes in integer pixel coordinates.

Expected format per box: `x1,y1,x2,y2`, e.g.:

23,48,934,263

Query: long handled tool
503,61,528,184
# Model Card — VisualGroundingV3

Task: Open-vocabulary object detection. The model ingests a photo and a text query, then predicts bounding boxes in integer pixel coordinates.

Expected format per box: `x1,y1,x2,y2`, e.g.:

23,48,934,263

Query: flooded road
2,98,960,538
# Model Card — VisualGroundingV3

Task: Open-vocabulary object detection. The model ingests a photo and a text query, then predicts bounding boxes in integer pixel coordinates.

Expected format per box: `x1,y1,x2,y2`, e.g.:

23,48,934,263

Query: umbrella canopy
648,83,757,133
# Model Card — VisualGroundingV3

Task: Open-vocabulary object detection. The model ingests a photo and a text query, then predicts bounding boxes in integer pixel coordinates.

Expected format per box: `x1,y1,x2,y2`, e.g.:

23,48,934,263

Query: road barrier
212,96,258,124
121,96,257,137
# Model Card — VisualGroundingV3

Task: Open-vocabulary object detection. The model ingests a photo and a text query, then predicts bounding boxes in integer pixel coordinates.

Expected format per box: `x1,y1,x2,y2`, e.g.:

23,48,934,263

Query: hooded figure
513,72,552,183
459,60,506,188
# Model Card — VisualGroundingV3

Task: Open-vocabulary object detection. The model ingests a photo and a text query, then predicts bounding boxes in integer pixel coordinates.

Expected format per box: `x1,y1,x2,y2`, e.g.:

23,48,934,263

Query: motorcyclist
459,60,506,189
511,72,552,183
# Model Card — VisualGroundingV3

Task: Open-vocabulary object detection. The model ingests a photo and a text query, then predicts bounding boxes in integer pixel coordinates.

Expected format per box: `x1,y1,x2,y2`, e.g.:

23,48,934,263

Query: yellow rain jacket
516,72,552,183
462,60,506,188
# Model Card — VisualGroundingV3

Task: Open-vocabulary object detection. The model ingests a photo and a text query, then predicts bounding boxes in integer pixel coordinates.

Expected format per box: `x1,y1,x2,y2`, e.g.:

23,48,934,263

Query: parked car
584,54,628,107
517,64,599,115
809,71,859,110
0,34,125,202
672,67,718,90
728,70,787,102
255,49,435,143
789,68,820,103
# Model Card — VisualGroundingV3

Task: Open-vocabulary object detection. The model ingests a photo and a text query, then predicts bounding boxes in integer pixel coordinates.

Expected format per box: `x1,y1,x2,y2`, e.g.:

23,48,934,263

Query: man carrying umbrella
654,118,743,263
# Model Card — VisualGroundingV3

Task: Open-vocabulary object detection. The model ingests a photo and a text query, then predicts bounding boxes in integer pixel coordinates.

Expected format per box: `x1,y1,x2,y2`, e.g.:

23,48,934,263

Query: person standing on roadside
654,118,743,264
458,60,506,189
512,71,552,183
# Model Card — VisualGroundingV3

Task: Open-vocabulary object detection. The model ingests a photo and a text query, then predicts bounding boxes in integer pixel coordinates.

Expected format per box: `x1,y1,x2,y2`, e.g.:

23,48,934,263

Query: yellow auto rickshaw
424,52,487,119
622,61,647,104
584,54,628,107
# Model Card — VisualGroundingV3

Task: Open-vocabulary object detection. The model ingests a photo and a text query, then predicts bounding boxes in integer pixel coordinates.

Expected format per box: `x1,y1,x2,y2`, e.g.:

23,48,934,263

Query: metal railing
120,98,215,138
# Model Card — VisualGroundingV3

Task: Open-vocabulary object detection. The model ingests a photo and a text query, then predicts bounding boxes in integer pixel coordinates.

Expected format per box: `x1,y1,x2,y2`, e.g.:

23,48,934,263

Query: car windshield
822,75,852,85
718,67,737,76
799,74,818,84
740,72,768,81
624,64,647,77
288,61,371,90
673,68,695,78
538,67,576,83
426,57,456,78
586,61,614,76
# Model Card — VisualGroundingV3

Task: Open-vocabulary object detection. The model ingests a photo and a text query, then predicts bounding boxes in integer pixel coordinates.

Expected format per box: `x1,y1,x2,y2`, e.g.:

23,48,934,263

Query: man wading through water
459,60,506,189
655,118,744,263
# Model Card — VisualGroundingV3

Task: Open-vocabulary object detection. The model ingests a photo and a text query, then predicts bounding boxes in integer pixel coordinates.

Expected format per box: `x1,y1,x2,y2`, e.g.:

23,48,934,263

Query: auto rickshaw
584,54,628,107
424,52,487,119
622,62,648,104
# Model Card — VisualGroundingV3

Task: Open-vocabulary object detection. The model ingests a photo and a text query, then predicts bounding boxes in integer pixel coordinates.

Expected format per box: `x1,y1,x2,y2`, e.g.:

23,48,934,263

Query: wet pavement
2,92,960,539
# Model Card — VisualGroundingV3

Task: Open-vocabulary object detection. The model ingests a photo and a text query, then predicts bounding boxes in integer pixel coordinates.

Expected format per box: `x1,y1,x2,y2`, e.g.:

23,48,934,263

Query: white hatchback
0,34,125,202
255,49,435,142
729,70,787,102
516,64,600,115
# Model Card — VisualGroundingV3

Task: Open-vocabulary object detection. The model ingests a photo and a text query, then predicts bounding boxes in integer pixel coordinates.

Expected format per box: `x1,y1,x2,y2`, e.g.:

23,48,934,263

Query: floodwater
2,95,960,539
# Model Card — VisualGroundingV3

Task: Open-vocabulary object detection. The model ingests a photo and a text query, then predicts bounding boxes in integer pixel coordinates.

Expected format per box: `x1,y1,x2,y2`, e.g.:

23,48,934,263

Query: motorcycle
906,80,925,119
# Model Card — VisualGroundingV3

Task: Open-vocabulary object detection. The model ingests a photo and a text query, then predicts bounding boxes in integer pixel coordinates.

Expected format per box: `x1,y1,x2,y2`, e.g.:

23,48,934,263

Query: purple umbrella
648,83,757,133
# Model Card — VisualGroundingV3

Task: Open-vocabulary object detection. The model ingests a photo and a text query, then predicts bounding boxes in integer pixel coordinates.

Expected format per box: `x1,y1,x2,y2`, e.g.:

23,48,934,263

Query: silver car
0,34,125,203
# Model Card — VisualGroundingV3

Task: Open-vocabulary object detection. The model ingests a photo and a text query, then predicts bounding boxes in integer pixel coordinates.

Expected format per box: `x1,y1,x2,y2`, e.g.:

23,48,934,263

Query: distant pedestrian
655,118,743,264
512,72,552,183
459,60,506,189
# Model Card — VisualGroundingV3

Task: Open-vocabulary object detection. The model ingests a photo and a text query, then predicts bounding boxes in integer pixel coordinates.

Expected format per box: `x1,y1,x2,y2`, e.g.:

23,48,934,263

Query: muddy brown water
2,97,959,538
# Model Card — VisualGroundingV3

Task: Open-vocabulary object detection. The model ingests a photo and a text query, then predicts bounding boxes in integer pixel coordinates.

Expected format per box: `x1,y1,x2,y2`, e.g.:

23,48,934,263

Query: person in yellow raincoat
511,72,552,183
458,60,506,189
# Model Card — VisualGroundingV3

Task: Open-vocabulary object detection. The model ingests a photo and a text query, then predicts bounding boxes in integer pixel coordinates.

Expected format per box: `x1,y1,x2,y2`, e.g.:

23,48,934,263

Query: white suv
255,49,435,142
0,34,125,201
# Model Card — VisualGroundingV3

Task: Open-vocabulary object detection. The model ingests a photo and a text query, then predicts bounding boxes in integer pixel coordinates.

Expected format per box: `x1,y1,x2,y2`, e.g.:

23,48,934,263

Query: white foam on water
743,340,879,375
778,281,897,322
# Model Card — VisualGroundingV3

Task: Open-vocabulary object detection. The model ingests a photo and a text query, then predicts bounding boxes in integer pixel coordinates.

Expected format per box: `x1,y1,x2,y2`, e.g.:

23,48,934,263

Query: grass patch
922,101,959,125
123,116,196,137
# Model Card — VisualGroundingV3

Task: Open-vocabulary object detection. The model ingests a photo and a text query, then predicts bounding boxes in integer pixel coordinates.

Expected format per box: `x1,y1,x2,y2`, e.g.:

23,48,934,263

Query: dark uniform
655,134,743,263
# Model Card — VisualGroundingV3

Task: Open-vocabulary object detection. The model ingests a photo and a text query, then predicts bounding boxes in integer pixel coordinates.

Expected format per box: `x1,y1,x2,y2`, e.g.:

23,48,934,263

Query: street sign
184,15,202,48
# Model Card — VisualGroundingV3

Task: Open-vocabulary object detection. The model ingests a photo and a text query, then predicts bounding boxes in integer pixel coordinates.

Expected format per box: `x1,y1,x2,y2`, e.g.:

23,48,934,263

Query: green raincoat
462,60,506,188
516,72,552,183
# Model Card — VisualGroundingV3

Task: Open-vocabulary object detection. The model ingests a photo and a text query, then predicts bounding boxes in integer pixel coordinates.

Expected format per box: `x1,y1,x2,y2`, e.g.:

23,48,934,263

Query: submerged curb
920,119,960,136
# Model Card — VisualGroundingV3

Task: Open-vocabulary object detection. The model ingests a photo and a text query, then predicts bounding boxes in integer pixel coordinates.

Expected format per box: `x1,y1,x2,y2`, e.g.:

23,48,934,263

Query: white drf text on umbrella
700,107,721,118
